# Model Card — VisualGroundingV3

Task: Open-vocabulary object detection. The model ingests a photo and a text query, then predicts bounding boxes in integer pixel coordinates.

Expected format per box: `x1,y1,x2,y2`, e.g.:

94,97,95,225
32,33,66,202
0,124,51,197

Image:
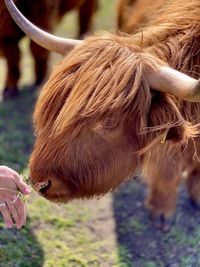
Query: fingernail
7,224,12,228
24,187,31,193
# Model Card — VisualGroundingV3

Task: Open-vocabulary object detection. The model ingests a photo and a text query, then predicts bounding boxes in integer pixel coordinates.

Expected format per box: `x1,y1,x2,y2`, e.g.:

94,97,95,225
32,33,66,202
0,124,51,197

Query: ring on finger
10,195,19,205
0,201,6,208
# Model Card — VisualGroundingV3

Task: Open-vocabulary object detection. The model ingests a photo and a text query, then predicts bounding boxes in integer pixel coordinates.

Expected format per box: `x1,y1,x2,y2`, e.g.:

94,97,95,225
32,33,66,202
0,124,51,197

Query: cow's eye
103,118,119,130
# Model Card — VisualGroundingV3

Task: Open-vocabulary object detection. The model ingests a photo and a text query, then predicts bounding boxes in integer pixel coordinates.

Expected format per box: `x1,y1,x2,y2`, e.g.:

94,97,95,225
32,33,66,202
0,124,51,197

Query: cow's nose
33,180,51,195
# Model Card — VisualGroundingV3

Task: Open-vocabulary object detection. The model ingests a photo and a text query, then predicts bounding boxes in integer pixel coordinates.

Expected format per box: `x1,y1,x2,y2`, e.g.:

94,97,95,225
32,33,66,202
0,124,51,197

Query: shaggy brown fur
116,0,200,230
0,0,98,100
28,0,200,230
117,0,164,33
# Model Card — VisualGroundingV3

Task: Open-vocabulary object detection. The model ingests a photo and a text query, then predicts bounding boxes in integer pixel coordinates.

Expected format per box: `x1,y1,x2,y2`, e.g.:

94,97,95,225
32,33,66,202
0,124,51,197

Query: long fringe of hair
33,30,199,159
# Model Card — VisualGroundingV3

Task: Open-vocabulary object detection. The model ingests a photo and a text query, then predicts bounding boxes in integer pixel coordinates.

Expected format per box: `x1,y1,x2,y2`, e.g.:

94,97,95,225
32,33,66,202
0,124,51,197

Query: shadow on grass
0,217,44,267
113,180,200,267
0,87,44,267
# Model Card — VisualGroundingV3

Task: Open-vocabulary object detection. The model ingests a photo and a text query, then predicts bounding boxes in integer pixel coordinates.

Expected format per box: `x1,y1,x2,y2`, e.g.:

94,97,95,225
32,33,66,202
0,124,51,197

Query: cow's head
5,0,200,202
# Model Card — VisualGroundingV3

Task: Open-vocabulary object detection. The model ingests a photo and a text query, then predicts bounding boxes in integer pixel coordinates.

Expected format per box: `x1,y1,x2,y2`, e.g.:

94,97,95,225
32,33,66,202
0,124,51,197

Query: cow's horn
147,66,200,102
4,0,82,55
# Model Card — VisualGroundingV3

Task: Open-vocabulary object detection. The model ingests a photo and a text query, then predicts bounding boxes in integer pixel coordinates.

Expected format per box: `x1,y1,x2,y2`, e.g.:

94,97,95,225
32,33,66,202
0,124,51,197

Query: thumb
15,175,32,195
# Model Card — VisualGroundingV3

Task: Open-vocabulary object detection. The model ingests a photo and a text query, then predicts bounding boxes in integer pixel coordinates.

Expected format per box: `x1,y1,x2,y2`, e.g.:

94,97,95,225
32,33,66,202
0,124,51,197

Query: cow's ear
147,92,187,143
165,125,186,142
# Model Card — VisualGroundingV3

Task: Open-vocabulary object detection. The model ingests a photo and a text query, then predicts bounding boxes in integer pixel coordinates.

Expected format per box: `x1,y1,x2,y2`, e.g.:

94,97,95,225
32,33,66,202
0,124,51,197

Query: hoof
2,86,19,100
150,213,173,232
190,198,200,210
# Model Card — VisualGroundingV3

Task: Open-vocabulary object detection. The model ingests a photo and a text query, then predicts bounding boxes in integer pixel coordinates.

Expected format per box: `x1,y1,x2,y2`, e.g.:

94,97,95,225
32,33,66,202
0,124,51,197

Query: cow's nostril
38,180,52,194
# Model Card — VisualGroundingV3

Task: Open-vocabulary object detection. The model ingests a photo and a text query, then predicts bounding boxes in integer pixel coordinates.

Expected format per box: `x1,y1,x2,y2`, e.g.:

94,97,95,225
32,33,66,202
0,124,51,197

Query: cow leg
30,41,49,87
78,0,98,39
145,161,181,232
1,37,20,100
186,165,200,209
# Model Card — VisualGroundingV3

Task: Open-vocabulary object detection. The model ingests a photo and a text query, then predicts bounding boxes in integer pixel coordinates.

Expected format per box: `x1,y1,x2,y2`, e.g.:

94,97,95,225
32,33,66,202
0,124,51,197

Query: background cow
5,0,200,232
0,0,98,100
117,0,164,33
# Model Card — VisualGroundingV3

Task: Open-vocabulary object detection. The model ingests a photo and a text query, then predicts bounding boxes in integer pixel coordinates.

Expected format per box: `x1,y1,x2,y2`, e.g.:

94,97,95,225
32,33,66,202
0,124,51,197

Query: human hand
0,166,31,229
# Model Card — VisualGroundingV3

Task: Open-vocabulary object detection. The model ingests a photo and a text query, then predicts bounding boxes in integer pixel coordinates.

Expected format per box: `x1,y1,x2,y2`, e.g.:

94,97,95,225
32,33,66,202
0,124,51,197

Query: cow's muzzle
31,179,51,195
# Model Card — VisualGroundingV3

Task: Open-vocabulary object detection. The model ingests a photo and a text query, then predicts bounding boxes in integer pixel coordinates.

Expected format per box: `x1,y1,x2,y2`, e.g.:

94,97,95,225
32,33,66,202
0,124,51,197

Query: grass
1,0,200,266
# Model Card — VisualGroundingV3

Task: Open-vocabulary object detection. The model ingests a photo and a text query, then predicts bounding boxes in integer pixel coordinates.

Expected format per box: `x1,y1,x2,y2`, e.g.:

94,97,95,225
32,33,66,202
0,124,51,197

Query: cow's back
117,0,165,33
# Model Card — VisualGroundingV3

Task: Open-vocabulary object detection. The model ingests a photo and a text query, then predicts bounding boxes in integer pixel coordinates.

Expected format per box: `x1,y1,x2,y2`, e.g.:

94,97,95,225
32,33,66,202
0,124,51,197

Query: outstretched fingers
0,202,14,228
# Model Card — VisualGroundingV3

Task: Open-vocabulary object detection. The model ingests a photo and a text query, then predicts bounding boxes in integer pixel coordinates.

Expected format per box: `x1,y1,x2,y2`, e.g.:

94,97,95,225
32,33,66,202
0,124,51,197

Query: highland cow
5,0,200,231
0,0,98,100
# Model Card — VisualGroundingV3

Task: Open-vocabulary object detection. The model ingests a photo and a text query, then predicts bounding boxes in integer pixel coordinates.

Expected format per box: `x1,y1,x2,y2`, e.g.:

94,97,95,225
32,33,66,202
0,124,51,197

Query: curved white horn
4,0,82,55
147,66,200,102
